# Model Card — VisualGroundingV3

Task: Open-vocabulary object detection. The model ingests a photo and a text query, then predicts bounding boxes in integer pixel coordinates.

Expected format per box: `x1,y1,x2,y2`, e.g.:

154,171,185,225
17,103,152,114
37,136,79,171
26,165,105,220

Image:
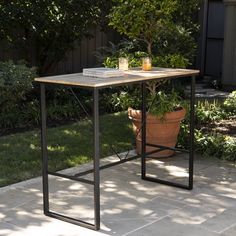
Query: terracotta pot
128,107,186,157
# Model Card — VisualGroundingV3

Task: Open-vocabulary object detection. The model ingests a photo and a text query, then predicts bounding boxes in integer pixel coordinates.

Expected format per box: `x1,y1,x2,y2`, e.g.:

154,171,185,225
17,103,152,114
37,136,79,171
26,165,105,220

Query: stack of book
83,67,124,78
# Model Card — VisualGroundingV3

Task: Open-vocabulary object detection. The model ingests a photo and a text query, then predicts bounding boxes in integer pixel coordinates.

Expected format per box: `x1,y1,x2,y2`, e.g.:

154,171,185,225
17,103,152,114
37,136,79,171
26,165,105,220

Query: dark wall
48,29,117,76
0,28,117,76
198,0,225,81
205,0,225,78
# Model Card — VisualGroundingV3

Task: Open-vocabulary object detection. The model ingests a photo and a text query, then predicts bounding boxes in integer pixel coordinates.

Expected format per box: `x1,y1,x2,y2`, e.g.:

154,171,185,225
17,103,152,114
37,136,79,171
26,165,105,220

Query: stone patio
0,151,236,236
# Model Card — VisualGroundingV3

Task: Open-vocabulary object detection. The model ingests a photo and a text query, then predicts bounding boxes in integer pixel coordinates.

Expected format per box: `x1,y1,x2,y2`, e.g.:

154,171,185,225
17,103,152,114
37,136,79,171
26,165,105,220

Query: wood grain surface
35,67,199,89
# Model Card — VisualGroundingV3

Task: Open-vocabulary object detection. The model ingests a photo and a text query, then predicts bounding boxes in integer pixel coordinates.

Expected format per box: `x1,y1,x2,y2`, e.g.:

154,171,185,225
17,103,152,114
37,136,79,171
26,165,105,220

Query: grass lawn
0,112,134,187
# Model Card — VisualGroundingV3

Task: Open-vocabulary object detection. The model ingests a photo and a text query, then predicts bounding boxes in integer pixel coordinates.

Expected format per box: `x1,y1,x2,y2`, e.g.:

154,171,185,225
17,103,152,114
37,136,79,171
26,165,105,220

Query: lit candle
142,57,152,71
119,57,129,71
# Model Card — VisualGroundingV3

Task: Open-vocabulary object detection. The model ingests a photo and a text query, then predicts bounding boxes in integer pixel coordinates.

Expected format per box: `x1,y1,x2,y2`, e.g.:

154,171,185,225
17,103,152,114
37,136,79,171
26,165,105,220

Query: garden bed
202,116,236,138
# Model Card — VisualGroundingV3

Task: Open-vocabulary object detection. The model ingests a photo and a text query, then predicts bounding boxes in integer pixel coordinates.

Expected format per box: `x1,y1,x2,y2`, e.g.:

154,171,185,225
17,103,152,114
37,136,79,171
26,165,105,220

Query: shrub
194,92,236,126
223,91,236,114
0,61,99,130
0,60,36,108
0,60,37,128
195,100,228,124
195,132,236,161
178,124,236,161
179,95,236,161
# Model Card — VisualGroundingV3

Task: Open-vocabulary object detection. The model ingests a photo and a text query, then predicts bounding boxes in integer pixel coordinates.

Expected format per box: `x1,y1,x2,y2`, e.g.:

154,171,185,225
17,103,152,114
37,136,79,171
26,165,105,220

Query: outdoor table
35,67,199,230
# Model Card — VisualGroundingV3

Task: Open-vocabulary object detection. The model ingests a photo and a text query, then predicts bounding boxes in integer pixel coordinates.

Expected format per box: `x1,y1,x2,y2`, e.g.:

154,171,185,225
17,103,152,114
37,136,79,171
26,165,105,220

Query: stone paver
126,216,218,236
0,152,236,236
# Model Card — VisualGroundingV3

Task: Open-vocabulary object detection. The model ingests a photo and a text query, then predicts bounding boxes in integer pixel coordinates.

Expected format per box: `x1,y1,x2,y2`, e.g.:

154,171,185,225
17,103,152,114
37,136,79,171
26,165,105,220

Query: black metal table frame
39,75,195,230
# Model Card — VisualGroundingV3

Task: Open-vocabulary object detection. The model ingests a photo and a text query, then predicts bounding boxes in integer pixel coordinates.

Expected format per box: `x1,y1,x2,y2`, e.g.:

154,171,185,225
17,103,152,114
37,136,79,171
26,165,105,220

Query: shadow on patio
0,152,236,236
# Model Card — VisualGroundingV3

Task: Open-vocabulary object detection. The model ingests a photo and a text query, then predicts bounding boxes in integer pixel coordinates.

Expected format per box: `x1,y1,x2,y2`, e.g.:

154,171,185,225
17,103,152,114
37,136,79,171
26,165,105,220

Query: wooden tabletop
35,68,199,89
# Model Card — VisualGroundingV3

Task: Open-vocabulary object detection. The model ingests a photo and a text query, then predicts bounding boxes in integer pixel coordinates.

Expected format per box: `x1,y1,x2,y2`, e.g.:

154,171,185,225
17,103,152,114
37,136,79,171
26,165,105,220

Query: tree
0,0,109,75
174,0,200,32
108,0,177,55
153,0,200,62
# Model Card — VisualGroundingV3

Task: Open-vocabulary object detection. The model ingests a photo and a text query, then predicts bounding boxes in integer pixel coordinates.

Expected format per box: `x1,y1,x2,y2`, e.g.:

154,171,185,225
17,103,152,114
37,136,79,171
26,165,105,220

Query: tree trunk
147,41,152,55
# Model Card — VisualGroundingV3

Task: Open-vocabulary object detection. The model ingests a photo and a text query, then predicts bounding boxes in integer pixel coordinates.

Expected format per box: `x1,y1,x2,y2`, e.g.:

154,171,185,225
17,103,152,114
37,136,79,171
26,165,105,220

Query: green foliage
95,40,139,61
0,60,42,128
103,57,119,68
0,1,107,74
96,40,147,68
0,60,137,129
178,93,236,161
46,99,81,122
103,51,145,68
0,60,36,101
102,46,190,117
174,0,200,35
0,60,37,126
153,0,200,62
148,90,185,118
103,51,190,69
109,0,177,54
20,99,41,125
0,60,85,129
153,54,190,68
110,87,142,111
194,92,236,125
109,87,186,119
197,131,234,160
108,0,200,59
179,126,236,161
223,91,236,114
195,100,228,124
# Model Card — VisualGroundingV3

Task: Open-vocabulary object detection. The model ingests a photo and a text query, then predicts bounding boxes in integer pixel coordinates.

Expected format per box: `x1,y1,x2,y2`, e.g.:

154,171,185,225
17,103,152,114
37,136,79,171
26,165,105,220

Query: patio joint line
104,216,161,222
1,198,38,214
1,219,25,230
149,195,189,207
198,215,236,235
218,220,236,234
122,215,168,236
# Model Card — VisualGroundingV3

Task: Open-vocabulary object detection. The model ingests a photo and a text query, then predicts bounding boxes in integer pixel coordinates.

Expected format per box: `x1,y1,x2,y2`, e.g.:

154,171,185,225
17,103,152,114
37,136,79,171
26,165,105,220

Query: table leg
40,84,49,214
39,85,100,230
141,82,147,179
93,89,100,230
141,76,196,190
189,75,196,190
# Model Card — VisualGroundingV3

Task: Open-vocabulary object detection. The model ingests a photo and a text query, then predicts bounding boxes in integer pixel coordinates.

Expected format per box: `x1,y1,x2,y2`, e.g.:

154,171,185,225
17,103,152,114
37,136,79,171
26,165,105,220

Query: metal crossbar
75,155,139,178
48,171,94,185
146,143,189,154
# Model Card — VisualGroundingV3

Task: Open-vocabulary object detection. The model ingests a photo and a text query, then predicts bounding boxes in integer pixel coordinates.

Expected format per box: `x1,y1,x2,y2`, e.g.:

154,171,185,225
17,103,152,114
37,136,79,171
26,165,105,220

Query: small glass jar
118,57,129,71
142,57,152,71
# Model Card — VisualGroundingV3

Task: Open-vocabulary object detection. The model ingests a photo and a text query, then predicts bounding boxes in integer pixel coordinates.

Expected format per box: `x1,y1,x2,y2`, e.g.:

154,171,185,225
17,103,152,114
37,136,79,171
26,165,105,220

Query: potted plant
127,87,186,157
107,0,193,157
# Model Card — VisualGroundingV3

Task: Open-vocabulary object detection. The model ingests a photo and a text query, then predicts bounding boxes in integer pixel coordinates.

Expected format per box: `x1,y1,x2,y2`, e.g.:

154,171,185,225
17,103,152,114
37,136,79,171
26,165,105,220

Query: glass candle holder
142,57,152,71
118,57,129,71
